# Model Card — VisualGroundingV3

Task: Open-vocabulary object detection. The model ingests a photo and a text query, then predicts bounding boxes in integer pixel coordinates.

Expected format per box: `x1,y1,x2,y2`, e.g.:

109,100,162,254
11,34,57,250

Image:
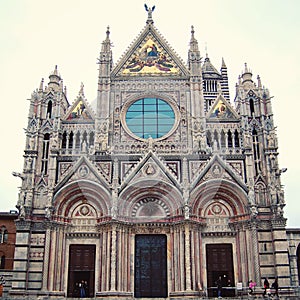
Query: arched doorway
67,244,96,298
206,243,235,297
134,234,168,298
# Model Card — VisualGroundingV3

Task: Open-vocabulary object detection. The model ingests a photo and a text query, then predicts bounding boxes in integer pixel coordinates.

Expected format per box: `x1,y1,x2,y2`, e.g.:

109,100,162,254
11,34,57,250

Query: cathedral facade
9,6,297,299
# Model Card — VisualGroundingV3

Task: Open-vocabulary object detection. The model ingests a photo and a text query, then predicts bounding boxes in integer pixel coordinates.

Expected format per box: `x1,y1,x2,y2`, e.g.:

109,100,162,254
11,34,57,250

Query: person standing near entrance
271,277,279,298
216,276,223,298
263,277,270,298
79,280,86,298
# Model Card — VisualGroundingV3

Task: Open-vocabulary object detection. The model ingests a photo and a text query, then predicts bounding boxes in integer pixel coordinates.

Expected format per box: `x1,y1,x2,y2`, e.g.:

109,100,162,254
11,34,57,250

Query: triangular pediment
112,25,189,78
63,96,95,122
207,94,239,121
119,151,181,192
190,154,247,192
54,156,110,193
40,119,53,132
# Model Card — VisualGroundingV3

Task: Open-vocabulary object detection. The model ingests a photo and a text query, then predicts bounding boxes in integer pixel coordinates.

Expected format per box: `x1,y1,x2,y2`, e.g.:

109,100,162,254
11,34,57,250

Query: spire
189,25,199,52
221,57,226,68
39,78,44,92
257,75,262,89
220,58,230,100
79,82,85,98
144,4,155,25
101,26,112,52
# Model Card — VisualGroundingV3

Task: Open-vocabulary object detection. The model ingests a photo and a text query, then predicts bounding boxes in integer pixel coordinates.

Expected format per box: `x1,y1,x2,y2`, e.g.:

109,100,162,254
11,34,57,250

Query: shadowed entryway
134,234,168,298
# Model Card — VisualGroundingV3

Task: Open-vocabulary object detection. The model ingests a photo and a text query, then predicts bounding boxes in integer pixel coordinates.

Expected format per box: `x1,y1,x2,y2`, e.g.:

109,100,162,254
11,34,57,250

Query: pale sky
0,0,299,227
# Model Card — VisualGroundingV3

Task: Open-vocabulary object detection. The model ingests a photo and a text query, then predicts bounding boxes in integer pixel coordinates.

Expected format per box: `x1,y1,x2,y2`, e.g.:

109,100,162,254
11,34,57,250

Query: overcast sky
0,0,299,227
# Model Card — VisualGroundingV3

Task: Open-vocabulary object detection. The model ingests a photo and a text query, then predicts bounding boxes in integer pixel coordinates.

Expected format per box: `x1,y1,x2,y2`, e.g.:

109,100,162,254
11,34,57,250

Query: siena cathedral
8,5,300,300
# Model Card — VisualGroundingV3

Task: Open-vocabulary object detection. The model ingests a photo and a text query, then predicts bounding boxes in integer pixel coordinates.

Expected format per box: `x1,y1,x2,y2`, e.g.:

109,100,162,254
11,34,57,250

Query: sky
0,0,299,227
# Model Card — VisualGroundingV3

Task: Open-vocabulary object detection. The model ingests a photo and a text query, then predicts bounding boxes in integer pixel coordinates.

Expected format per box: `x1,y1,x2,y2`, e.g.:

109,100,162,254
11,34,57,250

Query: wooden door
206,243,235,297
67,244,96,297
134,234,168,298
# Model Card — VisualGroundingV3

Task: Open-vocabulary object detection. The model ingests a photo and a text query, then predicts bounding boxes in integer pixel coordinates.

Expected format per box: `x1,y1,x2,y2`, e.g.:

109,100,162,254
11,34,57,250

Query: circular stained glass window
125,98,175,139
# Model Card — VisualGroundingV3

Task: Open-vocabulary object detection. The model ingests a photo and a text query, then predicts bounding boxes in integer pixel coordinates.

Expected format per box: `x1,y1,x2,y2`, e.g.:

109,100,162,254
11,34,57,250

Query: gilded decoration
67,100,92,120
209,99,235,119
122,38,179,75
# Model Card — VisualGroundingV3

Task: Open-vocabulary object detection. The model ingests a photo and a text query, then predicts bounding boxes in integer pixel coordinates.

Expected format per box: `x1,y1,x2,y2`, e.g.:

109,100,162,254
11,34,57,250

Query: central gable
112,23,189,78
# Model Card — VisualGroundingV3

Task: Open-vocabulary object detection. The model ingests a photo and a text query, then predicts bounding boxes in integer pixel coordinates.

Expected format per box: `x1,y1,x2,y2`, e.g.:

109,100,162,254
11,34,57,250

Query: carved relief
142,162,157,177
78,165,89,178
30,234,45,245
189,161,207,181
132,198,170,219
59,162,73,178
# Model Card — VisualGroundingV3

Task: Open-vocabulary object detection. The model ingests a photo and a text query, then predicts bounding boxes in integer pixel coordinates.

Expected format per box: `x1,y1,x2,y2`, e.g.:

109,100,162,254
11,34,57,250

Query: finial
257,75,262,88
221,57,227,68
53,65,58,76
191,25,195,36
106,26,110,40
189,25,199,51
205,42,208,59
39,78,44,92
79,82,84,97
145,4,155,24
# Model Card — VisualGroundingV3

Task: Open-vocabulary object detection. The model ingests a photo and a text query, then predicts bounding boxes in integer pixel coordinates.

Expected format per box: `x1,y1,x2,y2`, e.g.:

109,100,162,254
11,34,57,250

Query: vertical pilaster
185,224,192,290
42,225,51,290
250,221,261,284
110,225,117,291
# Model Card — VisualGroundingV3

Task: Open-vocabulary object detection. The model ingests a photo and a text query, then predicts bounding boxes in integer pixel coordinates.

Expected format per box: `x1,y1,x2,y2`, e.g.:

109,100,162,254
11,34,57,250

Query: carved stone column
110,225,117,291
185,224,192,290
250,221,260,283
42,223,51,290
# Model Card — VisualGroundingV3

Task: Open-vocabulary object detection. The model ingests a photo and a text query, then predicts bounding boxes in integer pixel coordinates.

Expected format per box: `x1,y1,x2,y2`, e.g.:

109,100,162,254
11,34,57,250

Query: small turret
241,63,253,84
39,78,44,92
48,65,61,90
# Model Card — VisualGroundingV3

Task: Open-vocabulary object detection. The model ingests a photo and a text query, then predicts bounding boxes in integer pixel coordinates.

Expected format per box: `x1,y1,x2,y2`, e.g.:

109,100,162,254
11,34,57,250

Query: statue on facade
184,204,190,219
248,186,255,205
45,206,52,219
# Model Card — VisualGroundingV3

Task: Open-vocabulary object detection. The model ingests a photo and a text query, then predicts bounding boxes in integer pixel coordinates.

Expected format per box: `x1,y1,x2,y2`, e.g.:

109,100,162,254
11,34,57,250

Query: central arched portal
67,244,96,298
206,243,235,297
134,234,168,298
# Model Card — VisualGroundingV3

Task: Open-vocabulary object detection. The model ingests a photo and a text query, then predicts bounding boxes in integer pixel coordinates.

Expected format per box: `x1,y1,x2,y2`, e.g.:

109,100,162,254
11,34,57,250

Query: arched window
89,132,95,146
227,130,233,148
41,133,50,174
82,131,88,147
69,131,74,149
252,129,261,175
207,131,212,147
220,130,226,148
62,131,67,149
0,226,8,243
249,98,255,115
0,255,5,269
75,132,81,149
46,100,52,118
213,130,219,148
234,130,240,147
256,184,267,206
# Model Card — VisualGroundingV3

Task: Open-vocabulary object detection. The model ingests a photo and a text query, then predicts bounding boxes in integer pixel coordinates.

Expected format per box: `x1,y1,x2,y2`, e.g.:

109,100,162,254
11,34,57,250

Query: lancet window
252,129,261,175
41,133,50,174
0,226,8,243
